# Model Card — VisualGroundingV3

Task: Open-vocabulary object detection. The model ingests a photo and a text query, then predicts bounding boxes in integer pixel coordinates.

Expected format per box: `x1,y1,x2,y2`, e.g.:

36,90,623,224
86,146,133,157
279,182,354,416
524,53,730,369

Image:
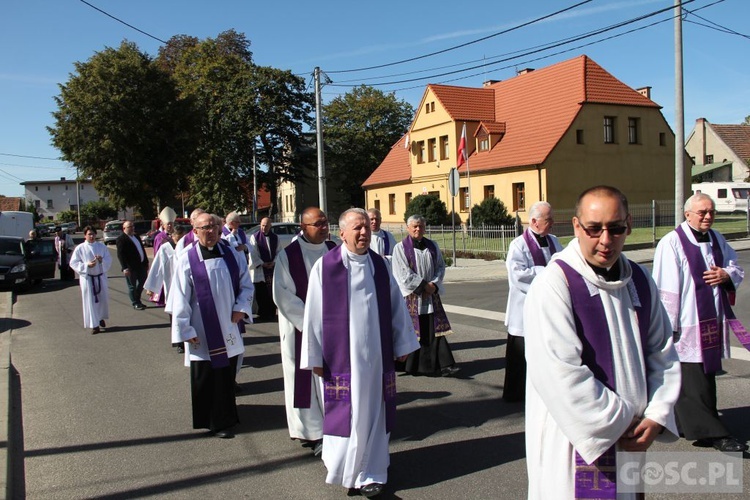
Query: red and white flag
457,123,467,167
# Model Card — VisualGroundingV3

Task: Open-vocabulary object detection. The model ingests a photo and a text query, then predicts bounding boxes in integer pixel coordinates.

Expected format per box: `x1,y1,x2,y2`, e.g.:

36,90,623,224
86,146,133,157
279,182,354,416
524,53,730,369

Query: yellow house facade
363,55,690,224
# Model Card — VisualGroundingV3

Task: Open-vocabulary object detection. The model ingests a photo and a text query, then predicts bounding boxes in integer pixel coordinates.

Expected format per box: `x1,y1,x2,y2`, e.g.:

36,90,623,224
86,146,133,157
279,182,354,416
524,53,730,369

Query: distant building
0,197,23,211
363,54,690,224
686,118,750,182
20,178,133,221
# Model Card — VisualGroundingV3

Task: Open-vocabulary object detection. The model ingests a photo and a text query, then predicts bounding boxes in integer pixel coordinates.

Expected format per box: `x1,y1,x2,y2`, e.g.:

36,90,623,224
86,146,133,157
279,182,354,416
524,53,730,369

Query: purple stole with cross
284,239,338,408
556,258,651,500
521,228,557,266
675,225,750,373
401,236,452,339
321,247,395,437
187,240,242,368
255,230,279,285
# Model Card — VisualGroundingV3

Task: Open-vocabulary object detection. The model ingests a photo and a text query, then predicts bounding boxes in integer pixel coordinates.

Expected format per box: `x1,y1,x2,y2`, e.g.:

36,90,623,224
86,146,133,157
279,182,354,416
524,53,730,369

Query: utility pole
252,145,258,221
314,67,327,213
75,166,81,229
674,0,685,224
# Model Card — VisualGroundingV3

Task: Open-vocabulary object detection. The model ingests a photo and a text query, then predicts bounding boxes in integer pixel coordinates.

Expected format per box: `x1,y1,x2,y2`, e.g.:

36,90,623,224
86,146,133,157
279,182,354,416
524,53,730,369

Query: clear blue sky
1,0,748,198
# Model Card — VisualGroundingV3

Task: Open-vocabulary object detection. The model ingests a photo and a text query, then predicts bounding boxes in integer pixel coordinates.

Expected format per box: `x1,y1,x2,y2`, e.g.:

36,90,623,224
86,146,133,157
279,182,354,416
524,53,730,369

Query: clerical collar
688,224,710,243
411,236,427,250
529,229,548,247
169,240,177,249
199,243,221,259
588,260,620,282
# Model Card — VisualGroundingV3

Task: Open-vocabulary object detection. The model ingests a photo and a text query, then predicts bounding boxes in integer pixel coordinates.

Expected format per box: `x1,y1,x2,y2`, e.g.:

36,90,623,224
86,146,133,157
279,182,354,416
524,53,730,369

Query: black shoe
441,365,461,377
234,382,243,394
208,429,235,439
134,303,146,310
177,345,185,354
99,320,106,328
359,483,383,498
91,327,100,335
312,439,323,456
712,436,748,452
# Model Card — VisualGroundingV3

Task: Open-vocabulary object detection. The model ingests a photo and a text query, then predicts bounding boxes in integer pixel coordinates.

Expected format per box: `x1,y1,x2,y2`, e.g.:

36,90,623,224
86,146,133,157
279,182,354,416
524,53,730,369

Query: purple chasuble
321,248,395,437
556,259,651,500
521,228,557,267
187,241,242,368
675,225,750,373
255,230,279,284
284,239,337,408
401,236,452,339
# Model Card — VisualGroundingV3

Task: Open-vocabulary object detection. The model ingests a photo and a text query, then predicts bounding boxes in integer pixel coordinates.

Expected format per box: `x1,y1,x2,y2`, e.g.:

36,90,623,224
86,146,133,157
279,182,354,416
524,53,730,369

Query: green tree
470,197,514,226
80,200,117,221
323,85,414,213
404,194,449,225
48,41,200,219
21,198,41,223
56,210,78,223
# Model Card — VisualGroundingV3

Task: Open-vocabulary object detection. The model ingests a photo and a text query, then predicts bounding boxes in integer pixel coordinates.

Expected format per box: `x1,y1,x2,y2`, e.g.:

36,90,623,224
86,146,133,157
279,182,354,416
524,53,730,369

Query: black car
0,236,57,291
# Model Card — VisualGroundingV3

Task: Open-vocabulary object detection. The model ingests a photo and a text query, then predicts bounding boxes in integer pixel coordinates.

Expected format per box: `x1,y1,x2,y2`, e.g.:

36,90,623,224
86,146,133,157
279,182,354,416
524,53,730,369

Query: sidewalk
444,236,750,283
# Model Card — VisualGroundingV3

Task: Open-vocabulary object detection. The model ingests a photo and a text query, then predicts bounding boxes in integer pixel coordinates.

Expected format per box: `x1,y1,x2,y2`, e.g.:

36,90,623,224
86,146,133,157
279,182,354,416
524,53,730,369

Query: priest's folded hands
618,417,663,452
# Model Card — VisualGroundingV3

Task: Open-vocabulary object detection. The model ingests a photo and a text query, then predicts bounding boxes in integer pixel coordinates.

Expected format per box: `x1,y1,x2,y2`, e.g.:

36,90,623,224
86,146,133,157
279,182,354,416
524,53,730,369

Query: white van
692,182,750,213
0,211,34,239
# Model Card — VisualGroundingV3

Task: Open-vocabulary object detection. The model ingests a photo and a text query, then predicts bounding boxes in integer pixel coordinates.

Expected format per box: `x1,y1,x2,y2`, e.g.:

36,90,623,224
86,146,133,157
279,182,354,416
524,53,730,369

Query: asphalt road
7,248,750,498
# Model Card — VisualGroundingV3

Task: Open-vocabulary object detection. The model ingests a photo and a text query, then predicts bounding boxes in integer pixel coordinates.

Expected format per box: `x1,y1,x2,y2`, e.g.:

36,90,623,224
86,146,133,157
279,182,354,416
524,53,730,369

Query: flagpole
465,123,472,228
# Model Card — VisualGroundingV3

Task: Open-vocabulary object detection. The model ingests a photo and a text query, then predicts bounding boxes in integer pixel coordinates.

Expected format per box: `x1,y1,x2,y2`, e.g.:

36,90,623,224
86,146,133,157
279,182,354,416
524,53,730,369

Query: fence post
652,199,657,248
746,198,749,235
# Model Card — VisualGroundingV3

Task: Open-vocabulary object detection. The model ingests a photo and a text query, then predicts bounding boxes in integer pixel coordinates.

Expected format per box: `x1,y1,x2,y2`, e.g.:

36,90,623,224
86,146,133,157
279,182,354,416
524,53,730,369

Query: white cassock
221,226,249,265
69,240,112,328
248,231,279,283
301,246,419,489
652,221,744,362
369,229,397,262
504,232,562,336
524,239,681,500
144,242,179,302
392,240,445,314
272,238,332,440
171,243,254,366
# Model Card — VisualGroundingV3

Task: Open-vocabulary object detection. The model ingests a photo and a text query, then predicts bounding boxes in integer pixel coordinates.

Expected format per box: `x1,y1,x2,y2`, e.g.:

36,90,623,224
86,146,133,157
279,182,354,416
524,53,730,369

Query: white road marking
442,304,505,322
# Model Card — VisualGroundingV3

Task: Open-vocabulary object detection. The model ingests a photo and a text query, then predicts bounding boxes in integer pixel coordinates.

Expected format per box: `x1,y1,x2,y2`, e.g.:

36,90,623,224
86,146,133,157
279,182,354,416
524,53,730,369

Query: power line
78,0,168,44
684,5,750,39
0,162,70,170
0,168,25,182
329,0,699,88
0,152,64,161
326,0,593,74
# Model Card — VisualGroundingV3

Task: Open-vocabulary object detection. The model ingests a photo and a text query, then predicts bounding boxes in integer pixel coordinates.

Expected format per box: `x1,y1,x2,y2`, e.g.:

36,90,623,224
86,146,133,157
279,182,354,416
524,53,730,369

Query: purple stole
151,231,170,304
556,259,651,500
183,230,196,246
321,248,395,437
521,229,557,266
186,240,242,368
675,225,750,373
375,231,392,256
222,225,248,246
255,230,279,285
284,239,337,408
401,236,452,339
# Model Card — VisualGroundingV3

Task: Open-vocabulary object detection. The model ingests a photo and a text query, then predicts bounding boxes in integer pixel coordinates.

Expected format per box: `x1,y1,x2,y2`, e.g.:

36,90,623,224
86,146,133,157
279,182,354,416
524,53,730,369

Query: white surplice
391,239,445,314
504,231,562,336
652,221,744,362
248,231,279,283
272,238,332,440
171,243,254,366
221,226,249,266
369,229,397,261
301,246,419,489
144,242,178,302
524,239,681,500
69,240,112,328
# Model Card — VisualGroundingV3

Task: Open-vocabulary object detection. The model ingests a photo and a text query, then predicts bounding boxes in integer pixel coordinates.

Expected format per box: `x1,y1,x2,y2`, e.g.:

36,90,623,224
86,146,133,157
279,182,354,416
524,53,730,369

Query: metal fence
379,200,750,260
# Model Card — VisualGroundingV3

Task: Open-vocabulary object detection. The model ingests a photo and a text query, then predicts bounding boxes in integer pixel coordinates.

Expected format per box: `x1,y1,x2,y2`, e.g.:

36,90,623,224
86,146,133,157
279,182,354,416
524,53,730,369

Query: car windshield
0,240,22,255
105,223,123,231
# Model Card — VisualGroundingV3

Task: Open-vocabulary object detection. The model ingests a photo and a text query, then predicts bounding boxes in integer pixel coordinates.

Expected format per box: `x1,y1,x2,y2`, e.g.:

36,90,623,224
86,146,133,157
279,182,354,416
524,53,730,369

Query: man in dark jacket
117,220,149,310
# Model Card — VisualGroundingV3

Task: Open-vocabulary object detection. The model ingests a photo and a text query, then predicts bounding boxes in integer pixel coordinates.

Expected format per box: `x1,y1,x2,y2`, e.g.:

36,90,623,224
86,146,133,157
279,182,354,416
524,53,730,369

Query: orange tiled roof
364,55,660,187
477,121,506,135
363,135,411,187
711,124,750,161
0,197,23,211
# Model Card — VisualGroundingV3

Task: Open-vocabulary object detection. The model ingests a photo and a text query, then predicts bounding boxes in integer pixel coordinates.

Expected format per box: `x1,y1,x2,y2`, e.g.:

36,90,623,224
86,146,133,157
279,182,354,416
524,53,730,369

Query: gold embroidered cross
328,376,350,400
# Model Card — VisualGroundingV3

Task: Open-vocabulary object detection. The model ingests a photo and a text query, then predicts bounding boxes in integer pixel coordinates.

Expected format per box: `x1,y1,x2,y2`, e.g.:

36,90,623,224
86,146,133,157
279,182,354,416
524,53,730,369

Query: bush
57,210,78,223
470,197,514,226
404,195,449,225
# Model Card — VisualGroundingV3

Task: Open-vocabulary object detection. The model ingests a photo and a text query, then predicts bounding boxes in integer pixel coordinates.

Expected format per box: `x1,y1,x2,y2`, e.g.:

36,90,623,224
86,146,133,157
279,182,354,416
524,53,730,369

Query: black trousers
254,281,276,320
405,313,456,375
675,362,730,440
502,334,526,402
125,266,148,306
190,355,239,432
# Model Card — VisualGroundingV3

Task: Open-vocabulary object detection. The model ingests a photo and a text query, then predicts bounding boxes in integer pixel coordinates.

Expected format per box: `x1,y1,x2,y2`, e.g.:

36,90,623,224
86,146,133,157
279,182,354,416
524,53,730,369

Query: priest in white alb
301,208,418,498
524,186,680,500
367,208,397,261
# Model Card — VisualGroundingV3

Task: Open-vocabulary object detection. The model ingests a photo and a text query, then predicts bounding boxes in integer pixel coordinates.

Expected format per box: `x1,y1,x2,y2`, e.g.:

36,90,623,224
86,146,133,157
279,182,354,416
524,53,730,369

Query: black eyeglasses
578,223,628,238
195,224,216,231
689,210,716,218
303,220,328,228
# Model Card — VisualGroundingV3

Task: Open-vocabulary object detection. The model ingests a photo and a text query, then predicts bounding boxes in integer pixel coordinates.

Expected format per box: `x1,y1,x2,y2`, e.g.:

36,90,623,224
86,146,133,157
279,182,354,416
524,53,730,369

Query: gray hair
684,193,714,212
225,211,240,223
339,208,369,230
529,201,551,219
367,208,382,218
190,208,206,223
407,214,426,226
211,214,223,226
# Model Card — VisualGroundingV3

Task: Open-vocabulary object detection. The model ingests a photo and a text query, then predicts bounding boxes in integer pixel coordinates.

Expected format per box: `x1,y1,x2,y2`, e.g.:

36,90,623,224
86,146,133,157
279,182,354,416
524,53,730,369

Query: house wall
23,180,101,221
685,121,749,182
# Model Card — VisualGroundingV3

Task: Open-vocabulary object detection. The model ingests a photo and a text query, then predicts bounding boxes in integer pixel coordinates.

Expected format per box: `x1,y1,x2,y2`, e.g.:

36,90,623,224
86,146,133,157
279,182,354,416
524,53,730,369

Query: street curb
0,292,12,499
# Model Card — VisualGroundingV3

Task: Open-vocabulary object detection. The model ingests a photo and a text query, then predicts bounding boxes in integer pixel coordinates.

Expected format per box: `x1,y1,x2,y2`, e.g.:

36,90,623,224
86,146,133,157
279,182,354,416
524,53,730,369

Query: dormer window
478,137,490,151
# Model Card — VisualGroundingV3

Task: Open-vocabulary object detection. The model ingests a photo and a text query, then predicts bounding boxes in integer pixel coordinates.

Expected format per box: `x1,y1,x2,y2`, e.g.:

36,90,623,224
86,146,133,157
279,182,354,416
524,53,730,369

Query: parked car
34,224,51,237
0,235,56,291
103,220,123,245
60,222,78,234
141,217,190,247
237,222,339,250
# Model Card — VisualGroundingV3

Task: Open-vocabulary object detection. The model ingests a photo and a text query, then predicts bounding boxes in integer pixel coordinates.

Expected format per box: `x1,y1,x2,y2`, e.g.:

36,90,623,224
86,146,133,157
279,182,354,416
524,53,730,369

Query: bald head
190,208,206,225
300,207,329,244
